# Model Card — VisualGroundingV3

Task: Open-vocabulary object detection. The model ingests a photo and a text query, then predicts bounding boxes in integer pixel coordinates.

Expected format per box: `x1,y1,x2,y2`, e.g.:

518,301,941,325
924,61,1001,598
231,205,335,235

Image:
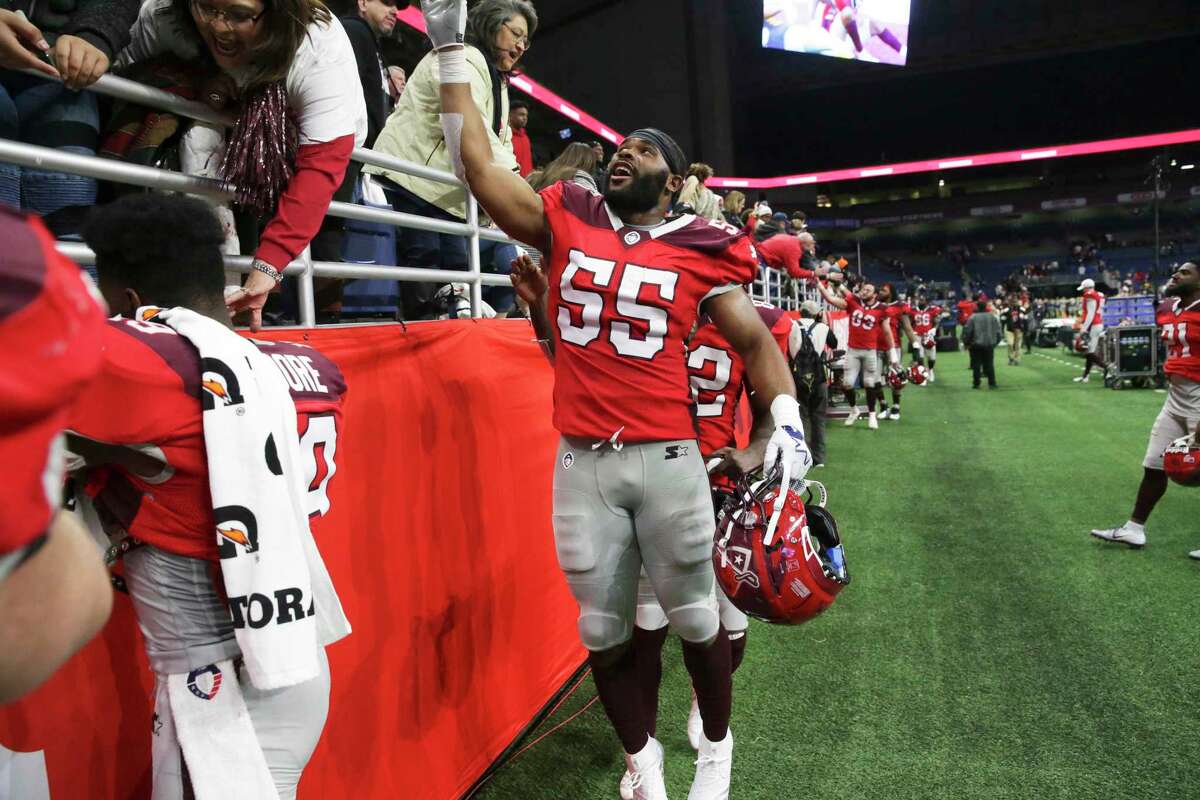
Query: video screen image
763,0,910,66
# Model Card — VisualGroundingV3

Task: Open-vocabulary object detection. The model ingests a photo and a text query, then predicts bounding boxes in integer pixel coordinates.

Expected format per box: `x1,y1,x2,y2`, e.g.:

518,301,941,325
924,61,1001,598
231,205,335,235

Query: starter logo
664,445,688,460
186,664,223,700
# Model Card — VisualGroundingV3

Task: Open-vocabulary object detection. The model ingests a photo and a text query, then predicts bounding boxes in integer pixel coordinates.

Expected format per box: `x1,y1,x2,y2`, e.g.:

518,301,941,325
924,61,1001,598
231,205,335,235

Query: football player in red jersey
66,195,348,800
1073,278,1108,383
910,292,944,382
817,277,897,430
875,283,918,421
425,4,810,796
1092,262,1200,554
0,209,112,703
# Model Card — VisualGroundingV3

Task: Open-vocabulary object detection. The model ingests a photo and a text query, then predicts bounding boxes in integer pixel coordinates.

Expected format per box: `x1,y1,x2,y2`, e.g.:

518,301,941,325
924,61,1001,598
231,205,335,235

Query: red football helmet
886,365,907,390
1163,436,1200,487
713,472,849,625
908,364,929,385
1073,334,1087,353
922,332,937,351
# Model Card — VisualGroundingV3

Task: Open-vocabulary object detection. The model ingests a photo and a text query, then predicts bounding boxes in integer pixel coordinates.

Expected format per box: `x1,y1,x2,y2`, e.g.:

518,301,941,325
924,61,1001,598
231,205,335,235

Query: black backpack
791,321,825,395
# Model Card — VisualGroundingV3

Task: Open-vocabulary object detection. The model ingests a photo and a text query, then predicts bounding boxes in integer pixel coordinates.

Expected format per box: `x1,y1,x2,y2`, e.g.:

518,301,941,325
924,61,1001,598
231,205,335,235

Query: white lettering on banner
1117,191,1167,204
1040,198,1087,210
556,249,679,359
688,345,733,418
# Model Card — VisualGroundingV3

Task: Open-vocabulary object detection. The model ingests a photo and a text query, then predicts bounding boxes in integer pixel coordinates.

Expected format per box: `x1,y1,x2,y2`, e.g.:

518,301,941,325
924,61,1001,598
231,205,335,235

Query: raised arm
424,1,549,251
817,280,848,309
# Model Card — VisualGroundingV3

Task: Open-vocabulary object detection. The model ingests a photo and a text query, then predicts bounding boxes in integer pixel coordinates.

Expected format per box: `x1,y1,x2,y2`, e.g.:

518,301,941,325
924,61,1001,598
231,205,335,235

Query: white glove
889,347,901,366
421,0,467,50
763,395,813,543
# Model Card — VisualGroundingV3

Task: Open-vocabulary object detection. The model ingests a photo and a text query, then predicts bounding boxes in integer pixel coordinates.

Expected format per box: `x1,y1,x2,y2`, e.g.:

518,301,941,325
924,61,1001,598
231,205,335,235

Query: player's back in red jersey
687,305,792,457
910,305,943,336
0,209,105,559
956,299,976,324
879,301,911,351
540,180,758,443
1081,289,1105,326
68,318,348,560
1158,297,1200,383
843,292,887,351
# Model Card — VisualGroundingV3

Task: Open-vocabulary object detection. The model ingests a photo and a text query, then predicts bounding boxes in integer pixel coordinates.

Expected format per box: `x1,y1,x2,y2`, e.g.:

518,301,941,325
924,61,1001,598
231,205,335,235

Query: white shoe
1090,525,1146,549
844,409,861,426
688,730,733,800
928,370,935,383
868,413,879,430
625,738,668,800
1073,375,1089,383
890,408,901,421
687,693,702,751
878,407,892,420
620,770,635,800
1189,550,1200,561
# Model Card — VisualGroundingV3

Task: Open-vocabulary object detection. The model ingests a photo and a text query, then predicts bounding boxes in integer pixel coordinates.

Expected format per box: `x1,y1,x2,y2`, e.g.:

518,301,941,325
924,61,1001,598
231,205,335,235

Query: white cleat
688,729,733,800
1188,549,1200,561
687,693,702,751
868,413,879,430
620,770,635,800
1090,525,1146,549
890,409,901,422
1073,375,1090,383
625,737,668,800
844,408,861,426
878,407,892,420
928,369,936,383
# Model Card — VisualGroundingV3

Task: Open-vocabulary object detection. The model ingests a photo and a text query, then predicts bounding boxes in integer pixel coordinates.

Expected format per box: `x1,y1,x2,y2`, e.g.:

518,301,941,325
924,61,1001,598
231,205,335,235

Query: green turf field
477,347,1199,800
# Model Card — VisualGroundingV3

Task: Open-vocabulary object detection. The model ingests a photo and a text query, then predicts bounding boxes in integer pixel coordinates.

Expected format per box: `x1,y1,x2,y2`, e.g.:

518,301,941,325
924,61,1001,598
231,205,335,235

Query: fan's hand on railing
510,253,547,305
226,267,277,332
0,9,57,78
420,0,467,51
49,35,108,90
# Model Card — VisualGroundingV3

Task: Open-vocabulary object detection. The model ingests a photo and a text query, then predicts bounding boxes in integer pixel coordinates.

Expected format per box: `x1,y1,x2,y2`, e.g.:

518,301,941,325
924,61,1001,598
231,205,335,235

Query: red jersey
688,306,792,457
68,319,347,562
956,299,976,324
1158,297,1200,384
540,181,758,443
910,304,943,335
756,234,814,280
1080,289,1105,328
0,210,105,557
879,302,911,351
843,293,887,351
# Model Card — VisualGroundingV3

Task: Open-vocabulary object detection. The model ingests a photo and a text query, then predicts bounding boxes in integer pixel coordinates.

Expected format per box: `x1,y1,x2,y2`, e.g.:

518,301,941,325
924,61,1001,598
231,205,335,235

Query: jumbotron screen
763,0,910,65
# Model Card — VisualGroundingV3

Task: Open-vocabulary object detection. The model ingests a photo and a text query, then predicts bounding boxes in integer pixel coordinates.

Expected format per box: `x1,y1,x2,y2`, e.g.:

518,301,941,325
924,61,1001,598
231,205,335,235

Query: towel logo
200,357,245,410
215,505,260,560
186,664,223,701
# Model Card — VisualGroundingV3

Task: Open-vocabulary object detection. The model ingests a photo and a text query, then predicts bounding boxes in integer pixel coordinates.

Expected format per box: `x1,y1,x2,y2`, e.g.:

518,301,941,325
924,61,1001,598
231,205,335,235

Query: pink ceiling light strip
396,11,1200,187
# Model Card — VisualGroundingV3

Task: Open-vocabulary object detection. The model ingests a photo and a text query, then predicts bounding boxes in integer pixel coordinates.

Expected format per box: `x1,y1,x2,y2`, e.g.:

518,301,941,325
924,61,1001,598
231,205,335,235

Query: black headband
624,128,687,179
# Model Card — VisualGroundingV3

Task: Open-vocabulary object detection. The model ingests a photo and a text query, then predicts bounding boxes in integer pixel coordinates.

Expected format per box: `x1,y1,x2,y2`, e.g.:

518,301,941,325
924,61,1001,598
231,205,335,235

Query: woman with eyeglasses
364,0,536,321
114,0,368,331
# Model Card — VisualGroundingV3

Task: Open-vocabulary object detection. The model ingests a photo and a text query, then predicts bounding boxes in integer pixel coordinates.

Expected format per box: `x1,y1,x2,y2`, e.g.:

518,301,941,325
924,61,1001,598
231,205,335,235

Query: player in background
0,209,112,703
876,282,918,421
818,277,897,430
1000,294,1029,366
1091,262,1200,553
820,0,903,58
424,4,811,797
1074,278,1108,383
67,196,347,800
910,292,944,382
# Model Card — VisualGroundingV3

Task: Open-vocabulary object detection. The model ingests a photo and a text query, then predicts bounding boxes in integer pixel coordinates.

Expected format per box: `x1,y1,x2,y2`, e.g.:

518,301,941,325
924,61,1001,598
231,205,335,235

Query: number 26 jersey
540,181,758,443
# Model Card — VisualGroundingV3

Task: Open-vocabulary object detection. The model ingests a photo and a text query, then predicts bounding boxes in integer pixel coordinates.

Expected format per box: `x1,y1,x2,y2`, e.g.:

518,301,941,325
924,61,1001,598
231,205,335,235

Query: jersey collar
603,202,697,247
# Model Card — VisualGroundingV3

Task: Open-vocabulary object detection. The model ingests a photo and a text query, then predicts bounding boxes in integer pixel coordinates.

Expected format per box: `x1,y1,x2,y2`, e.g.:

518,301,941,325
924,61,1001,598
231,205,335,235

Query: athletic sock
631,625,669,738
729,630,747,674
879,27,902,51
588,644,650,755
1124,521,1146,534
681,627,732,743
844,18,864,50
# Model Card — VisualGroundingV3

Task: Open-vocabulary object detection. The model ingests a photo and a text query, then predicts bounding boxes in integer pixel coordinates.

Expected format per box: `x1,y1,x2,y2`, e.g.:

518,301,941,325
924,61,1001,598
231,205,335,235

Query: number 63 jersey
540,181,759,443
67,317,347,562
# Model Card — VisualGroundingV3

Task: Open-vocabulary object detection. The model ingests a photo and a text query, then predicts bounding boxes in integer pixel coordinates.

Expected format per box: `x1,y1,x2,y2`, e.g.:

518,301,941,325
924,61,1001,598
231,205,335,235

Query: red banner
0,320,586,800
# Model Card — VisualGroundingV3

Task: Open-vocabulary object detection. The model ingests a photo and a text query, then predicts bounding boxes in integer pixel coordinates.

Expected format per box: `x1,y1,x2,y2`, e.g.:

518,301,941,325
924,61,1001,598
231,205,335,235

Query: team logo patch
664,445,688,460
186,664,223,700
623,231,642,246
562,452,574,470
215,505,260,559
723,545,760,589
200,357,245,410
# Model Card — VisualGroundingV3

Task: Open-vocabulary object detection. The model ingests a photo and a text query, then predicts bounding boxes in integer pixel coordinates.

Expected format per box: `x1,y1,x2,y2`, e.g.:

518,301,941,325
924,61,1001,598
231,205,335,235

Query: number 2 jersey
687,305,794,457
540,181,759,443
1158,297,1200,384
68,317,347,563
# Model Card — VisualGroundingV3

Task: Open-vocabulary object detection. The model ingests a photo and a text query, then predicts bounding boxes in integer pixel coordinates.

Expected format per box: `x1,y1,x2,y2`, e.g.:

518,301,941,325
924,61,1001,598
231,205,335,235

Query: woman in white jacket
364,0,536,320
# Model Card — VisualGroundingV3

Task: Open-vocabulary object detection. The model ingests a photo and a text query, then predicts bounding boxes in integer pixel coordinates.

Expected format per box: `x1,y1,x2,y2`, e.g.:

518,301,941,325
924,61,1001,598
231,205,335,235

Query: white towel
149,307,350,690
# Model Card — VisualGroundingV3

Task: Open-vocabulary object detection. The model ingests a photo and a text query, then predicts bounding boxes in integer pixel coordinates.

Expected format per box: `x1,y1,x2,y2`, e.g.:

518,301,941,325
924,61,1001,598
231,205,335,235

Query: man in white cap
1074,278,1108,383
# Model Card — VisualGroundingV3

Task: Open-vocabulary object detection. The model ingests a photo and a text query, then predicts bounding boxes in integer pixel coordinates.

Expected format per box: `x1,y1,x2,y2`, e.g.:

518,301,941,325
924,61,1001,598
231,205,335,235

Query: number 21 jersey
540,181,758,443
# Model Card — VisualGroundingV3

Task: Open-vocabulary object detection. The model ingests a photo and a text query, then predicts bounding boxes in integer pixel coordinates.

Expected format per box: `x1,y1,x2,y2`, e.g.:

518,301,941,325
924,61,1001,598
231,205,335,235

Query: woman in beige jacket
364,0,537,320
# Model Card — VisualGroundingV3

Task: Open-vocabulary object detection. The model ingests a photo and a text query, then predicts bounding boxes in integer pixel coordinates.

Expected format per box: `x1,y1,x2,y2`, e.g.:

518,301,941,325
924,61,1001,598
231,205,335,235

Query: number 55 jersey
540,181,758,443
68,317,347,563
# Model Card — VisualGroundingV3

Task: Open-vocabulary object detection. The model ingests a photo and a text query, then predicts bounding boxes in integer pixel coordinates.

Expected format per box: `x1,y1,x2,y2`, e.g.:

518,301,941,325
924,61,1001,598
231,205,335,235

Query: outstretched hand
0,9,57,78
225,269,277,332
510,252,548,305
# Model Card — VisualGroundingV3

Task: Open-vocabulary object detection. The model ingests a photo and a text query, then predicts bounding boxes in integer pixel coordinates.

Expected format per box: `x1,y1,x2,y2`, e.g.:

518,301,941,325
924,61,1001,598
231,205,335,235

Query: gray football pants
553,436,720,652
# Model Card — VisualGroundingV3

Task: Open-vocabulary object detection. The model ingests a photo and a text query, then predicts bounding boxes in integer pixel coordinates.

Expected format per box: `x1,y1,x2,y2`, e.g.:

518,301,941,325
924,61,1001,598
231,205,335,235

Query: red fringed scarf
219,82,299,219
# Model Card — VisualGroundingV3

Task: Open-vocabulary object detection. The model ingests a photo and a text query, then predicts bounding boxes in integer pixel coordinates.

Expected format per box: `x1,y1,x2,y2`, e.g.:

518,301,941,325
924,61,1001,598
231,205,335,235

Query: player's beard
604,165,669,217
